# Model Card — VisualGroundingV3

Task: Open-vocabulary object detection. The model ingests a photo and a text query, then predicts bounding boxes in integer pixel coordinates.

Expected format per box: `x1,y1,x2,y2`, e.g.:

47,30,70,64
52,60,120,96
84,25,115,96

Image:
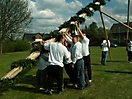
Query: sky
28,0,132,33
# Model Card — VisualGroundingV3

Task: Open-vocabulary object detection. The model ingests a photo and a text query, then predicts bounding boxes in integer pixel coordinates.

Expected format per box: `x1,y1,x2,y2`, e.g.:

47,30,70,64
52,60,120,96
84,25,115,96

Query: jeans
74,58,85,89
101,51,108,65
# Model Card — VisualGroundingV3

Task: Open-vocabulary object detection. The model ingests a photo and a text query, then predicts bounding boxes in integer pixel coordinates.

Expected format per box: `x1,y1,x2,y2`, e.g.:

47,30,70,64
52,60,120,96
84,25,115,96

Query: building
22,33,43,42
22,33,53,43
110,22,132,46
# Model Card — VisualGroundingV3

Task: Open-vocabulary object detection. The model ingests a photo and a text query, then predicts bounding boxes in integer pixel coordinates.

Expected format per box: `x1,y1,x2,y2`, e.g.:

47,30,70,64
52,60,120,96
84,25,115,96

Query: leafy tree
0,0,32,54
83,22,112,45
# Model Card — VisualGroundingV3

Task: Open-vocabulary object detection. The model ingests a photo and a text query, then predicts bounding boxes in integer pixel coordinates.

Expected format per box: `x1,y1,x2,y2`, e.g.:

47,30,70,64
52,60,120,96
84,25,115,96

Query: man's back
44,42,69,67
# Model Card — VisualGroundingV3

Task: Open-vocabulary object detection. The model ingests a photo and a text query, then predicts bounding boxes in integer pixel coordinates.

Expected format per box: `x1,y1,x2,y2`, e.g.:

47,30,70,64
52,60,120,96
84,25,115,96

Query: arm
44,43,50,51
65,35,73,45
65,32,72,40
41,54,48,61
75,22,85,39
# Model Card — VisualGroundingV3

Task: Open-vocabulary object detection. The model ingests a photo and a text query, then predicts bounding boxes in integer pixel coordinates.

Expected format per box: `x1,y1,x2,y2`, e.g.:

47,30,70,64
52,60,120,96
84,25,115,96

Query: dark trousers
83,55,92,82
47,65,63,91
128,51,132,62
36,68,48,89
64,63,77,84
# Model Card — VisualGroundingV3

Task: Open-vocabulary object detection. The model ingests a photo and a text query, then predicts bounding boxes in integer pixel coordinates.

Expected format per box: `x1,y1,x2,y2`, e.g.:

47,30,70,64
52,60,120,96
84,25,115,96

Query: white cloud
28,0,83,33
27,0,132,33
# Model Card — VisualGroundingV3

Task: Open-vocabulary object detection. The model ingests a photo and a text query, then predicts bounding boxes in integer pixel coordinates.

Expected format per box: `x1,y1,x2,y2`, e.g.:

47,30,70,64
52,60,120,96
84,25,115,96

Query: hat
59,28,68,33
34,39,42,42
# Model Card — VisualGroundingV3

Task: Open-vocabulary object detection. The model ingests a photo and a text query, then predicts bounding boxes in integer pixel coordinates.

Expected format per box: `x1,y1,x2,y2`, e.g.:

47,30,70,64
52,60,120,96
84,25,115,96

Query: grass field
0,47,132,99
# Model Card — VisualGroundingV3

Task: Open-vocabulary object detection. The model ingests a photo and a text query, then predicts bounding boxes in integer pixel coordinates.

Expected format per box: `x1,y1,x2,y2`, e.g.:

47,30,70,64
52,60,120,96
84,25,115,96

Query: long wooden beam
126,0,131,50
100,10,132,30
99,10,112,60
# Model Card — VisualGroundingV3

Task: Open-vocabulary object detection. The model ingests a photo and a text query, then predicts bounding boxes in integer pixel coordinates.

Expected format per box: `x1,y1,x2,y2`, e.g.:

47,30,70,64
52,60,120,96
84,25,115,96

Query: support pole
100,10,132,30
126,0,131,50
99,10,112,60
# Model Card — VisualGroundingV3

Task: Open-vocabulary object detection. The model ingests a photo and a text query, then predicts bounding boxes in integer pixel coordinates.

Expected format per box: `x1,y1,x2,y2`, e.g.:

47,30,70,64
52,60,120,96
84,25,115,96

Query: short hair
72,35,80,41
56,34,64,42
82,30,86,34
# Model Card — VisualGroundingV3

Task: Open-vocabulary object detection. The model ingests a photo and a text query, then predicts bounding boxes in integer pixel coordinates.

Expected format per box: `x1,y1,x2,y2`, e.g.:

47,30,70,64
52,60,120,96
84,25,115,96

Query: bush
2,40,31,53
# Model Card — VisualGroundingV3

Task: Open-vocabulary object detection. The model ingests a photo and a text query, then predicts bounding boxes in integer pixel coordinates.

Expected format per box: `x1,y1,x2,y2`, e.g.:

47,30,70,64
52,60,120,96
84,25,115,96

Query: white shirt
101,40,110,51
128,41,132,51
63,50,72,64
80,36,90,56
38,53,49,70
71,42,83,64
44,42,70,67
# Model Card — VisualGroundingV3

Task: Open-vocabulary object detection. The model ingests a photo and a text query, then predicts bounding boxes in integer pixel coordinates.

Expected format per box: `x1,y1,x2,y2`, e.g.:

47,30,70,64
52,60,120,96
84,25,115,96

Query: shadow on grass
91,63,101,66
107,60,126,62
11,85,44,94
105,70,132,74
16,74,37,86
11,74,41,94
11,75,74,94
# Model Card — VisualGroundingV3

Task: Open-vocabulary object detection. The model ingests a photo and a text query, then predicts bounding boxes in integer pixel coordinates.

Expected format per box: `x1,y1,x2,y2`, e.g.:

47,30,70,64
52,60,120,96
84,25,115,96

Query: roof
22,33,44,41
110,22,132,33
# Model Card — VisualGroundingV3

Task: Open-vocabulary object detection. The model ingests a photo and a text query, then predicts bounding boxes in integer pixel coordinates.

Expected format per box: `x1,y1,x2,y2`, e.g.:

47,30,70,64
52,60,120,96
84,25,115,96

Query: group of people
35,23,132,95
36,22,92,95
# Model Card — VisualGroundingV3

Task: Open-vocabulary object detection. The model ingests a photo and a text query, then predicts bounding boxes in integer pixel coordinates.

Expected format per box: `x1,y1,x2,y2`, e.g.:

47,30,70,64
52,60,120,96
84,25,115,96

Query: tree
0,0,32,54
82,22,112,45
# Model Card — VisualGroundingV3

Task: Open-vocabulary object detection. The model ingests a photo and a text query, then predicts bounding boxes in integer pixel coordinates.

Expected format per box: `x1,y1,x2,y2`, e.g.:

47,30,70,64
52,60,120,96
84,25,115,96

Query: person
75,22,91,85
63,40,77,87
127,39,132,63
101,37,110,66
36,46,49,92
43,34,70,95
71,35,85,90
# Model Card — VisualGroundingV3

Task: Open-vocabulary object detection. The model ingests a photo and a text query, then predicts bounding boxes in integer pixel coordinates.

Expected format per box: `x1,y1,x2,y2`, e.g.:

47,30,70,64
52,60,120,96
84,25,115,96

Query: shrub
11,59,37,69
2,40,31,53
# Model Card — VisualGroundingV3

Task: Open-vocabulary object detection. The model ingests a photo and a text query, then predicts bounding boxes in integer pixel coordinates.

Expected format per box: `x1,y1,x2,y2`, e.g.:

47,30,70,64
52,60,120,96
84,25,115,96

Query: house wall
112,32,132,46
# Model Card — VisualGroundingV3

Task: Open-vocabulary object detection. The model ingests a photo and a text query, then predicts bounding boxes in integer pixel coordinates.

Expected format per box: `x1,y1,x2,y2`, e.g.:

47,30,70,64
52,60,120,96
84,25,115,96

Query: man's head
72,35,80,44
82,30,86,36
56,34,65,44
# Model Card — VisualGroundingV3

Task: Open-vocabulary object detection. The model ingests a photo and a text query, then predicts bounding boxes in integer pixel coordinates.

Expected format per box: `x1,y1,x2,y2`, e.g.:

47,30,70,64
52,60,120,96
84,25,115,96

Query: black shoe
85,83,90,88
78,87,84,90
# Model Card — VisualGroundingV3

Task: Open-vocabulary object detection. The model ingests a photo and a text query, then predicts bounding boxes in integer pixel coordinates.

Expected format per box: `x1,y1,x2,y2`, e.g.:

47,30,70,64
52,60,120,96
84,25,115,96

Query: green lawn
1,47,132,99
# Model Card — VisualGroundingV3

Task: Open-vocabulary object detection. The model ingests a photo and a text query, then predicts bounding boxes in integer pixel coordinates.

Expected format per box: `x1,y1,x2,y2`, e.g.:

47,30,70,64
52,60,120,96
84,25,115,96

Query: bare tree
0,0,32,54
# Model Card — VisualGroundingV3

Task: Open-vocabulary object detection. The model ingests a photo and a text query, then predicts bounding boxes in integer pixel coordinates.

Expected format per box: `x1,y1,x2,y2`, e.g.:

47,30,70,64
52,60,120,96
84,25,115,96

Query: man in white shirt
101,38,110,66
71,35,85,90
127,39,132,63
75,22,91,86
43,34,70,95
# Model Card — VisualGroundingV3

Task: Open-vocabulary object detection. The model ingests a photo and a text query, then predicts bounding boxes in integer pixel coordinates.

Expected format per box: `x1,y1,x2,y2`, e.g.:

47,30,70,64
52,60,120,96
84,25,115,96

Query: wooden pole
100,10,132,30
99,10,112,60
126,0,131,50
